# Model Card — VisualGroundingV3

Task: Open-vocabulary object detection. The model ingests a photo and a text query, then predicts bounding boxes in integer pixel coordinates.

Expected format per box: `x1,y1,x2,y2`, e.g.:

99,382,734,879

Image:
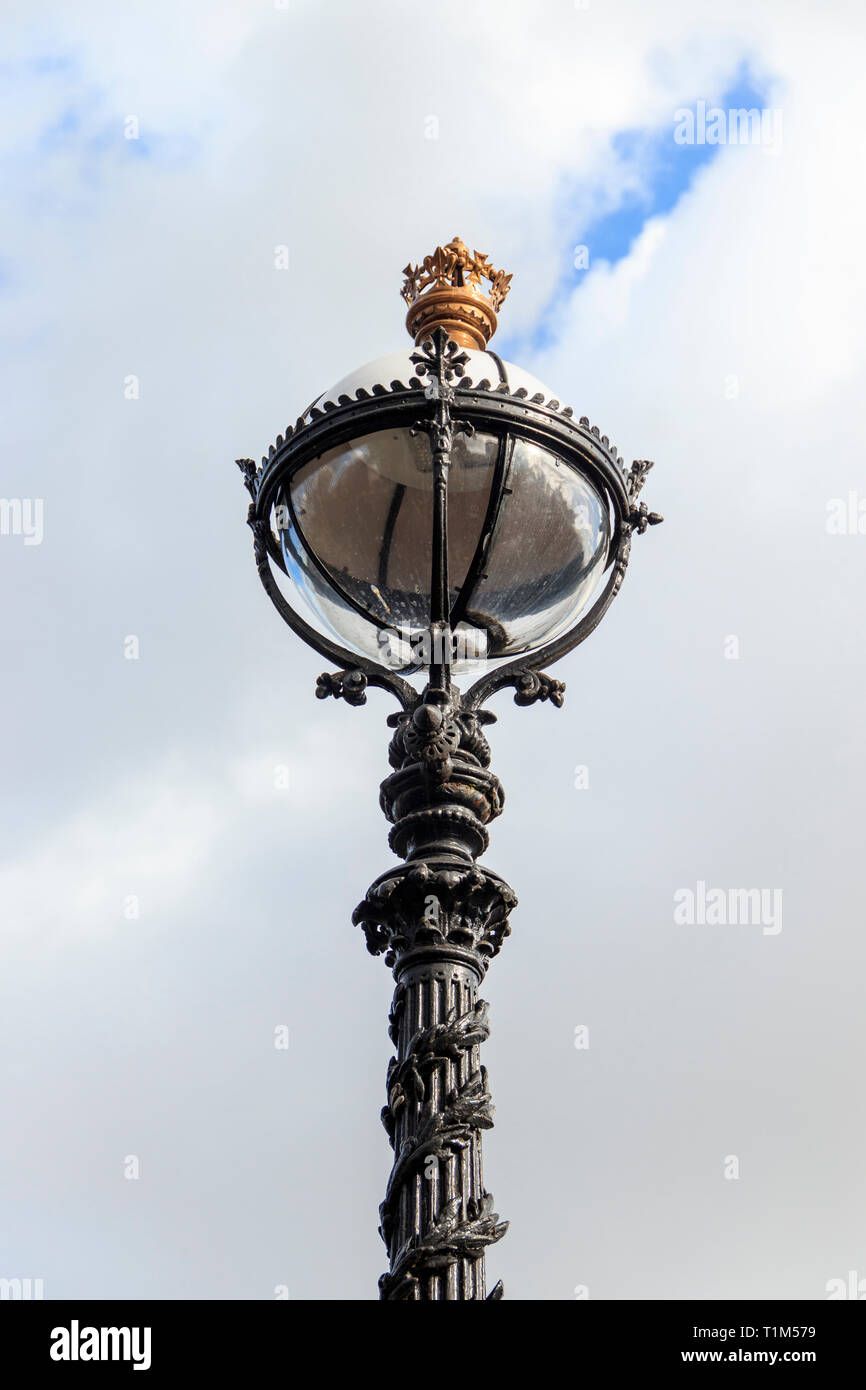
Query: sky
1,0,865,1301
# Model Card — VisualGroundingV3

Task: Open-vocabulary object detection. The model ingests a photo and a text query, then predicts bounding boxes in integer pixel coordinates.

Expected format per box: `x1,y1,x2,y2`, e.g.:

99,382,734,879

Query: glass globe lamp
241,238,658,698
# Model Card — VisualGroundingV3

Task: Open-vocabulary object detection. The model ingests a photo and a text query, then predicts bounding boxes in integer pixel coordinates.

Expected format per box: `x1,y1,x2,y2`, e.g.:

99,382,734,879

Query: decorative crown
401,236,512,350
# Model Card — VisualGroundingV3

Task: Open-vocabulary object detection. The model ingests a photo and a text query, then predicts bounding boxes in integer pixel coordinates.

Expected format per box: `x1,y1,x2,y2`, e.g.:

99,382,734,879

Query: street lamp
236,237,662,1300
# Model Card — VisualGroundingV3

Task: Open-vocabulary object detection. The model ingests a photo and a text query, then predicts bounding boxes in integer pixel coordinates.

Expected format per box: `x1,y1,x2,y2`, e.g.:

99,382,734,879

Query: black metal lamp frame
237,326,661,1299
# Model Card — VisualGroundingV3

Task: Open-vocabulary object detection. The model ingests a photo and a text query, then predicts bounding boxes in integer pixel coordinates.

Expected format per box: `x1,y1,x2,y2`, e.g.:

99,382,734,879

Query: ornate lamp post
236,237,662,1300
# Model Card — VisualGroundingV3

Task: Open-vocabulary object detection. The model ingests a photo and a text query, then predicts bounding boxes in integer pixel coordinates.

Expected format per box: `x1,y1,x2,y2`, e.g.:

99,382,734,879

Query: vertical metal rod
429,437,451,692
412,325,462,696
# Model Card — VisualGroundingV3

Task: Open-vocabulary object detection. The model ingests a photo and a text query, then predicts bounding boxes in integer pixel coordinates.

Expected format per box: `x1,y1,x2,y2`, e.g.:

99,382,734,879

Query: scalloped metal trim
256,368,637,491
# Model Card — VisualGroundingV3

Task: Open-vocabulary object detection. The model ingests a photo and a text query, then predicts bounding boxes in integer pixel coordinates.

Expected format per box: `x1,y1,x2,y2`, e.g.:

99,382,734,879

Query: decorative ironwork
355,858,515,967
629,500,664,534
257,365,636,486
315,669,369,706
627,457,654,500
410,330,470,393
235,457,260,502
511,670,567,708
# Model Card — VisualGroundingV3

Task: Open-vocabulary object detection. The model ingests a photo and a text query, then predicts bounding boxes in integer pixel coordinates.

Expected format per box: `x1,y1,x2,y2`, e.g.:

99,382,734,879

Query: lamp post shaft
384,959,488,1299
354,691,515,1299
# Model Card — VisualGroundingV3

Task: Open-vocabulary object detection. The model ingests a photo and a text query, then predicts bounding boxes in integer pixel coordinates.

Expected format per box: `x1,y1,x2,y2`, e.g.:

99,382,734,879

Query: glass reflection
276,427,610,673
457,439,609,658
281,427,497,650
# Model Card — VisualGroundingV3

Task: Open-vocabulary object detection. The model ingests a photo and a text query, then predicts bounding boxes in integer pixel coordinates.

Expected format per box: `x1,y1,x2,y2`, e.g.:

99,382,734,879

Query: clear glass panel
276,429,610,674
277,427,497,670
277,498,395,664
455,439,610,660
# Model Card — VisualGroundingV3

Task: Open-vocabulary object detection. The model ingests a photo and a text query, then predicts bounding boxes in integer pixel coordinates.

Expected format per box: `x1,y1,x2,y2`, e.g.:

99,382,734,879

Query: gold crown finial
401,236,512,350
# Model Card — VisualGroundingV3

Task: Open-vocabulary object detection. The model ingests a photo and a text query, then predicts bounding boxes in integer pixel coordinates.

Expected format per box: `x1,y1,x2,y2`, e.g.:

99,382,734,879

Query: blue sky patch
501,63,771,357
